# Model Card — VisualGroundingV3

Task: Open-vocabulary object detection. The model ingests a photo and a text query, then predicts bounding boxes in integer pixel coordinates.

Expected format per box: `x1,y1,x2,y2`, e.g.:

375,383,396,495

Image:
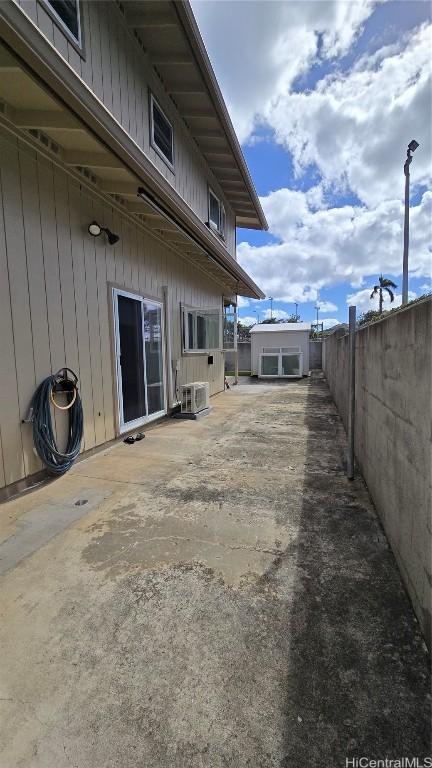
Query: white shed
250,323,311,378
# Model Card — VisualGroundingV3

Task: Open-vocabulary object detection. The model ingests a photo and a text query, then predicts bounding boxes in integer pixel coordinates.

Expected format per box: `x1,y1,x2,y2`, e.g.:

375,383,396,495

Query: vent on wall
27,128,59,155
111,193,128,207
75,166,98,186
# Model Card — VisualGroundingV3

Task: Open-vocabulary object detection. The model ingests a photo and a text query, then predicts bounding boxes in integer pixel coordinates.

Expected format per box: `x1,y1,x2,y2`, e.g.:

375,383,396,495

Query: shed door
258,346,303,377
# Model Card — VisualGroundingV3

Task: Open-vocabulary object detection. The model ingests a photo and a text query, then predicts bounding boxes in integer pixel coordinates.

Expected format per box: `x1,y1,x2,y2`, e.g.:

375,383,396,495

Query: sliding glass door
113,289,165,432
143,302,164,416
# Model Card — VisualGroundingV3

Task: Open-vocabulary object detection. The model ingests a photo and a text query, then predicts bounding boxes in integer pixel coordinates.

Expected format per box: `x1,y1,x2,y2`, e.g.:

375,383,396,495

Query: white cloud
261,308,296,321
192,0,378,144
305,184,327,211
318,300,338,313
346,288,417,313
194,5,430,207
322,317,341,330
194,3,431,303
238,315,257,327
237,189,431,301
267,24,432,207
236,296,250,308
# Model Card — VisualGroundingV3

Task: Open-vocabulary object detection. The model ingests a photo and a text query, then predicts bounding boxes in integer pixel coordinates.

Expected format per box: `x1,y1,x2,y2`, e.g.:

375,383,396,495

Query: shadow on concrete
231,375,308,387
264,373,431,765
2,373,429,768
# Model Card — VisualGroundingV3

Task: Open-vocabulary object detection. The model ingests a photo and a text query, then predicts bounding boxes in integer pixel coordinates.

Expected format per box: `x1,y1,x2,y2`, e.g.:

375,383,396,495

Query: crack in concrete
0,697,51,731
0,697,80,768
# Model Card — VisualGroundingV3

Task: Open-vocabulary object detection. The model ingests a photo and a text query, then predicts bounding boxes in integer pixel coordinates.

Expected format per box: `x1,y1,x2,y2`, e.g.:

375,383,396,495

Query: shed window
183,307,221,352
262,346,300,354
150,94,174,168
208,188,226,238
45,0,81,44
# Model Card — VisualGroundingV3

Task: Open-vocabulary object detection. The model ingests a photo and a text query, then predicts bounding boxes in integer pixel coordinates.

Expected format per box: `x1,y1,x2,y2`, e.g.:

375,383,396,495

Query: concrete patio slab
0,375,430,767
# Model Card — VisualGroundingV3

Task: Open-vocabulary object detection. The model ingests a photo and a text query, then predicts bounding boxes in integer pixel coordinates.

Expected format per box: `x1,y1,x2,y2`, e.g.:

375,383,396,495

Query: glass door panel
117,294,146,425
144,301,164,416
117,295,147,424
261,355,279,376
282,354,301,376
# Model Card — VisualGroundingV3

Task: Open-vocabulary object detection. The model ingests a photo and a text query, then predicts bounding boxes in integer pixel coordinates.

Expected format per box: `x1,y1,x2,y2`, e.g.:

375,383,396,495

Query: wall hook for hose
54,368,79,386
50,368,79,411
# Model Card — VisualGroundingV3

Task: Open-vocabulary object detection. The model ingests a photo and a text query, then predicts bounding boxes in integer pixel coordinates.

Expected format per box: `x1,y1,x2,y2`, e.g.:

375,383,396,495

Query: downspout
234,232,239,386
234,307,239,385
162,285,176,409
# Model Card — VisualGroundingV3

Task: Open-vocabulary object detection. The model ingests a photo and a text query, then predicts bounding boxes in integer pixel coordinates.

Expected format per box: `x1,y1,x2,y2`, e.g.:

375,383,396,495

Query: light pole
254,310,260,324
402,139,419,305
295,302,298,321
269,297,274,320
315,303,320,333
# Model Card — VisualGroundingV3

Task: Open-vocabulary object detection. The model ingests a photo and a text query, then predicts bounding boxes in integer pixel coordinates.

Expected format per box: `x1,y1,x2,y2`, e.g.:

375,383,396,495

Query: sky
192,0,432,328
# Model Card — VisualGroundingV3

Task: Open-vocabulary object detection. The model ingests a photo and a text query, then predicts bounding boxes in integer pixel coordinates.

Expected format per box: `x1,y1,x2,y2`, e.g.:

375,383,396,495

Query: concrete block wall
224,342,252,373
309,340,323,369
323,298,431,647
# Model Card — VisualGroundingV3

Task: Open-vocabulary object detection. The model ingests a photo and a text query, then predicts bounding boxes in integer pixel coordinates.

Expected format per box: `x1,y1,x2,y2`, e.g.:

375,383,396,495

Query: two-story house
0,0,267,497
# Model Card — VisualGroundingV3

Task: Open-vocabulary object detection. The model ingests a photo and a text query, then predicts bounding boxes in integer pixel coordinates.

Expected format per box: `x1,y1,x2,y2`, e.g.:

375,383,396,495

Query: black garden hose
29,369,83,475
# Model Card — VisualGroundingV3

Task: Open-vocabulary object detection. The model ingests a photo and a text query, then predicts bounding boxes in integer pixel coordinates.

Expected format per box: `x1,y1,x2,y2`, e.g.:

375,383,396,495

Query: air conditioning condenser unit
180,382,209,416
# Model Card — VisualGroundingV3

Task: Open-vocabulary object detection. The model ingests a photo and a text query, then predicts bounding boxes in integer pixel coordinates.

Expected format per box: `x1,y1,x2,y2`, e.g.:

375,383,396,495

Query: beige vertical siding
15,0,237,257
0,128,225,491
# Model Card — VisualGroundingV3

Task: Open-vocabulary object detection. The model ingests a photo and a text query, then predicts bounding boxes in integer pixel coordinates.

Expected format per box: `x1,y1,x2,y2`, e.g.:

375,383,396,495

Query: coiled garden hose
28,368,83,475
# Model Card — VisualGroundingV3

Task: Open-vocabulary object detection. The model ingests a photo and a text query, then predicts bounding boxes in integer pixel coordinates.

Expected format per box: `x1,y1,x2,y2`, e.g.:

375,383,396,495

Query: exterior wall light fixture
88,220,120,245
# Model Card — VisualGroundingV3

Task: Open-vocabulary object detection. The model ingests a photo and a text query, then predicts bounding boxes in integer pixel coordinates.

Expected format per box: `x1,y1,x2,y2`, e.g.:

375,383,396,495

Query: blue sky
193,0,432,327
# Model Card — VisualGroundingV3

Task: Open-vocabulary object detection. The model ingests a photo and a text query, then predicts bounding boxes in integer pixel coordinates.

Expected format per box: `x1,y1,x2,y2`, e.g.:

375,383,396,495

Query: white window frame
258,350,303,378
40,0,83,51
182,306,222,354
223,305,238,351
149,93,174,171
208,187,226,239
261,346,301,354
112,287,167,433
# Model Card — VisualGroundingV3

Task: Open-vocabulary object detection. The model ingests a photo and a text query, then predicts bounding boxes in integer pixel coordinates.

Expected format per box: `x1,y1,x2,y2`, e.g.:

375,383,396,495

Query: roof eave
173,1,268,232
0,3,265,299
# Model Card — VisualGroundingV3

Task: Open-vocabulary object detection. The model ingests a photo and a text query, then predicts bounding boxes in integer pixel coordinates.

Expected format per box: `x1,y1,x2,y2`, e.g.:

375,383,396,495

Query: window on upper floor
43,0,82,47
208,188,226,239
150,94,174,170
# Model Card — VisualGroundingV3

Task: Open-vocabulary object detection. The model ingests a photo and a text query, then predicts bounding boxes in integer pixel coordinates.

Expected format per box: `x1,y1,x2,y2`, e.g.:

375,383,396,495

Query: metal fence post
234,308,239,385
347,305,356,480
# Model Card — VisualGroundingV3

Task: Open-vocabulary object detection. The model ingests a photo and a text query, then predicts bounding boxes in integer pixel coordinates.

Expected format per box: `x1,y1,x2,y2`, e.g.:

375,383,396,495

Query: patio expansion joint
71,473,150,486
126,534,282,557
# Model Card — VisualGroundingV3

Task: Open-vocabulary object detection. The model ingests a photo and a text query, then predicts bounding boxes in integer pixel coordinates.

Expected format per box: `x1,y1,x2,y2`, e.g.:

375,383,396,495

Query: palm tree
370,275,397,314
